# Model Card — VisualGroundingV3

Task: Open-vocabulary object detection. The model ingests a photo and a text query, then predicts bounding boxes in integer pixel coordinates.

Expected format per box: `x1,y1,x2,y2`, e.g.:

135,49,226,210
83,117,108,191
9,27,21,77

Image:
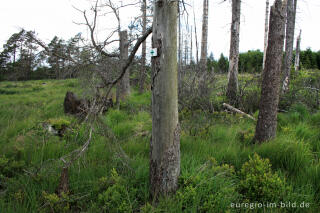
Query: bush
170,159,240,212
178,65,216,112
42,191,71,213
239,153,289,203
98,168,136,213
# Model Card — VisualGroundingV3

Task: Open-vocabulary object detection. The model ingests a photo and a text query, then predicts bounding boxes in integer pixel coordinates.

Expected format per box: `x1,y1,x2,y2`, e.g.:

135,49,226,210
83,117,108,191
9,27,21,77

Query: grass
0,77,320,212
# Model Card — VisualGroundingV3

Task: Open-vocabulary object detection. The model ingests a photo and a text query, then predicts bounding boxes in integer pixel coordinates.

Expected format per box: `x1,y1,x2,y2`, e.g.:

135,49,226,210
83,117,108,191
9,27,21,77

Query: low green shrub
42,191,71,213
98,168,137,213
170,159,240,212
239,153,289,203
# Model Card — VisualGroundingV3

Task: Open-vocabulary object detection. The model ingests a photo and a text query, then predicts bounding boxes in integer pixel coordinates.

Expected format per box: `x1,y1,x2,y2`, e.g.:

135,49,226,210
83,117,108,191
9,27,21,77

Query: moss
47,118,70,130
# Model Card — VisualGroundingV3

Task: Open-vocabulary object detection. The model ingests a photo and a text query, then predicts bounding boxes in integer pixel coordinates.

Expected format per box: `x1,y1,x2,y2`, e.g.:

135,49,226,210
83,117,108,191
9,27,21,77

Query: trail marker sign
150,48,157,57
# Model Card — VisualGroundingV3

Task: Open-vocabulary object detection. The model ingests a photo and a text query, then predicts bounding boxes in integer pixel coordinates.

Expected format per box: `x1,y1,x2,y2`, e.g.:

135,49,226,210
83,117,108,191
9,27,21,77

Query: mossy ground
0,77,320,212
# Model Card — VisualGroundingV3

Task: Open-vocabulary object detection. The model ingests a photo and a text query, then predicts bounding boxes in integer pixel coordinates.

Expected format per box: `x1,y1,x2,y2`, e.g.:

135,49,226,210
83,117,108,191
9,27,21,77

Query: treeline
0,30,92,81
1,30,320,81
207,49,320,73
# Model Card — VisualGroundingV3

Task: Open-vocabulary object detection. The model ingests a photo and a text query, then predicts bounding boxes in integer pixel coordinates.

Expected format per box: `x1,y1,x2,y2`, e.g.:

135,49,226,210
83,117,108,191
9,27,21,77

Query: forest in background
1,30,320,81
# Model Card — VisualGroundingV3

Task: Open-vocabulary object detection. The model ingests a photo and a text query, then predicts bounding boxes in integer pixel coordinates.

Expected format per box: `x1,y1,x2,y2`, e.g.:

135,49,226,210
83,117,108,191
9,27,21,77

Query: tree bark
150,0,180,198
226,0,241,105
193,7,199,65
178,2,182,70
117,30,130,104
294,29,301,72
200,0,208,72
282,0,297,93
190,28,193,64
139,0,147,93
263,0,270,70
254,0,287,143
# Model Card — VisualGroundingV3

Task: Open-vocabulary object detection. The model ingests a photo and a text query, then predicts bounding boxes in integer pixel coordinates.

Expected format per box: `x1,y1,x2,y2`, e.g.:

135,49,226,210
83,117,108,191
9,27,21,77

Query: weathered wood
200,0,208,72
116,30,130,107
254,0,287,143
226,0,241,105
263,0,270,70
139,0,147,93
120,30,130,99
150,0,180,198
282,0,297,92
56,167,69,196
294,30,301,71
223,103,256,121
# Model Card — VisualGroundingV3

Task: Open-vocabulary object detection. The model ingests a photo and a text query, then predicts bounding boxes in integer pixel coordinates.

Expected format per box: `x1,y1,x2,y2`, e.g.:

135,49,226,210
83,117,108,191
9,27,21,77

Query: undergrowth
0,76,319,212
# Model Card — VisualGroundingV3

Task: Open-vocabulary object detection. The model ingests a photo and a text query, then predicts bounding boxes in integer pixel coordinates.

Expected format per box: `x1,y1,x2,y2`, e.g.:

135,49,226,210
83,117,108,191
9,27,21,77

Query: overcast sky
0,0,319,58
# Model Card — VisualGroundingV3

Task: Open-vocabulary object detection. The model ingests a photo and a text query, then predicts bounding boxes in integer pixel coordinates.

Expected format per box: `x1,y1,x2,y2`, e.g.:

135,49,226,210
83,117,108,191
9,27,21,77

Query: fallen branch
57,126,93,196
223,103,256,121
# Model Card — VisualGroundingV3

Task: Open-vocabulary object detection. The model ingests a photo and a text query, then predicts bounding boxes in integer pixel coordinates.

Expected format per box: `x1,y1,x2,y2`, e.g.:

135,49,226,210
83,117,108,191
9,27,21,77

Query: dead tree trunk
282,0,297,92
193,7,199,65
226,0,241,105
178,4,183,84
150,0,180,198
190,28,193,64
254,0,287,143
139,0,147,93
294,29,301,71
200,0,208,72
117,30,130,103
263,0,270,70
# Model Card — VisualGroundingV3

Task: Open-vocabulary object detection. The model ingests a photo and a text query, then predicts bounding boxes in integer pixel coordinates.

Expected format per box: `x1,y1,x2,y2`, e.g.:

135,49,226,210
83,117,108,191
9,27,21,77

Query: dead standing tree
263,0,270,70
294,29,301,71
78,0,141,103
282,0,298,93
150,0,180,198
116,30,130,106
226,0,241,105
254,0,287,143
139,0,147,93
200,0,208,72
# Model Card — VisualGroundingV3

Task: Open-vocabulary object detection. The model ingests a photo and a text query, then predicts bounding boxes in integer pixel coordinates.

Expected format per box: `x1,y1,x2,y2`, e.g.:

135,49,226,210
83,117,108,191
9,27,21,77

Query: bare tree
193,6,199,64
178,4,182,69
190,27,193,64
200,0,209,71
226,0,241,105
116,30,130,106
263,0,270,70
139,0,147,93
255,0,287,143
150,0,180,198
282,0,298,93
294,29,301,72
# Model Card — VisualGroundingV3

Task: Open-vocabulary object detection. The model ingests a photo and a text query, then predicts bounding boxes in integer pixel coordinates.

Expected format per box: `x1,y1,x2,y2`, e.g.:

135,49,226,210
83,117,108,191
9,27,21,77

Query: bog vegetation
0,68,320,212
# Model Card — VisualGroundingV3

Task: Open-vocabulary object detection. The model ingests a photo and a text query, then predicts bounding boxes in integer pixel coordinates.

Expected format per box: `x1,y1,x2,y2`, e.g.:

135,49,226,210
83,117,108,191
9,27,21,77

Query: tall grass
0,79,320,212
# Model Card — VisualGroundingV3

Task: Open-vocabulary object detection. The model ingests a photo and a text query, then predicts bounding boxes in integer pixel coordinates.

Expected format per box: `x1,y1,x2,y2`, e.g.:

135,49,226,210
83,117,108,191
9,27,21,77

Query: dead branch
60,127,93,169
223,103,256,121
104,27,152,96
81,1,120,58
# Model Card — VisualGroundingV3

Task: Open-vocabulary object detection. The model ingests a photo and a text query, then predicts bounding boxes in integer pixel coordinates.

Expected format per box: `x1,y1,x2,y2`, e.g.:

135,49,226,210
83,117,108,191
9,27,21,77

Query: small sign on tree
150,48,157,57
